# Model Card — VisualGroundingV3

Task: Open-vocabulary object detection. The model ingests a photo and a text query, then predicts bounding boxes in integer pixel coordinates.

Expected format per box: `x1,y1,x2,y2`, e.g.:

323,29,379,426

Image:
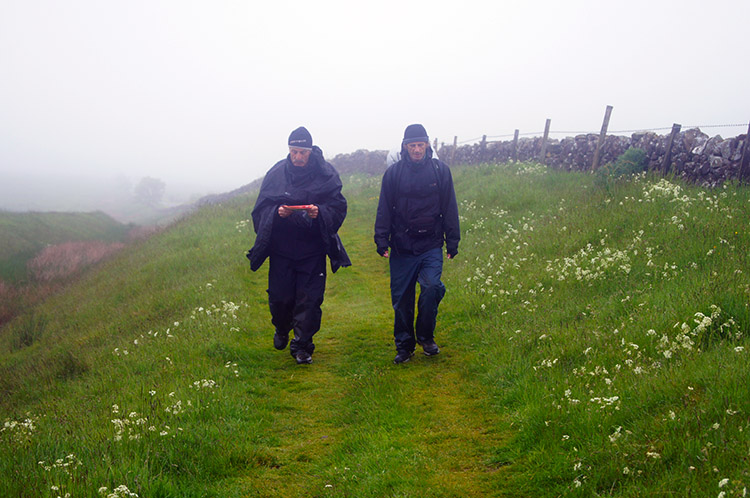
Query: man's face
405,141,427,162
289,147,311,167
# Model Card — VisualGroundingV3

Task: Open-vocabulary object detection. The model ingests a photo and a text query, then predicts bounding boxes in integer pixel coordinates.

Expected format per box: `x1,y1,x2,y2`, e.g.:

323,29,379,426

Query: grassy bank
1,164,748,497
0,211,130,282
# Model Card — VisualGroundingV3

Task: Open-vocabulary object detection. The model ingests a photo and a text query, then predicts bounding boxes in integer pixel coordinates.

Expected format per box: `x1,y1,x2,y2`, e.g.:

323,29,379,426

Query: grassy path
229,207,512,497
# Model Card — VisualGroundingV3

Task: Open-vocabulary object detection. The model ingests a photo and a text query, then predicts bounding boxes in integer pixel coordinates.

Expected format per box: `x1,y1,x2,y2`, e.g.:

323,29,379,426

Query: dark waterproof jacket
374,147,460,256
247,146,351,272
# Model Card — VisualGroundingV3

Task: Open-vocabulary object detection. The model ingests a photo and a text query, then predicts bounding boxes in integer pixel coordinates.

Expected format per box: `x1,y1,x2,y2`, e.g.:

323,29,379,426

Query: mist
2,0,749,219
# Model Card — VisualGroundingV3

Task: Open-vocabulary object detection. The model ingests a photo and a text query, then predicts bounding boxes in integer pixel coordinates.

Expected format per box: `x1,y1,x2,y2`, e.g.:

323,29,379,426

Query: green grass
1,165,748,497
0,211,130,282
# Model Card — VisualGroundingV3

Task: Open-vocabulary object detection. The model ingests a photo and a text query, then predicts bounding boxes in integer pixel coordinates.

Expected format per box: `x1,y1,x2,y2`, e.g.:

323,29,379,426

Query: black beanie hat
402,124,429,145
288,126,313,150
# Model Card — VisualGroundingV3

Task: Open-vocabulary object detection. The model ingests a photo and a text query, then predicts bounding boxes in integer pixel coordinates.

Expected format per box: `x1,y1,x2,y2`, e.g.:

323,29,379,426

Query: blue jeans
389,247,446,352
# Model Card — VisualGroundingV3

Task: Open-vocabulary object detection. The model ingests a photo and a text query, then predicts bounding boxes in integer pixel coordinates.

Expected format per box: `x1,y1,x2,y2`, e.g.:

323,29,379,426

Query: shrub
602,148,648,177
27,241,124,282
595,148,649,190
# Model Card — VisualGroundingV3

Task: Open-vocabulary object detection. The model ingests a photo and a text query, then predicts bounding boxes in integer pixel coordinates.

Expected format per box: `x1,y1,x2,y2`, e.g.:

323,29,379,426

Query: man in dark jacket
247,126,350,364
374,124,460,364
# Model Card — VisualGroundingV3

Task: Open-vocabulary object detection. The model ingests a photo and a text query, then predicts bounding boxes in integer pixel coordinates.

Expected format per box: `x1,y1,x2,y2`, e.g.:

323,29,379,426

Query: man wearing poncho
247,126,350,364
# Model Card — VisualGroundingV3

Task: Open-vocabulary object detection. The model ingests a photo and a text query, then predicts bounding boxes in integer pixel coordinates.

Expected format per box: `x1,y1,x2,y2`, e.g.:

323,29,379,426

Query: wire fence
438,108,750,182
454,123,748,146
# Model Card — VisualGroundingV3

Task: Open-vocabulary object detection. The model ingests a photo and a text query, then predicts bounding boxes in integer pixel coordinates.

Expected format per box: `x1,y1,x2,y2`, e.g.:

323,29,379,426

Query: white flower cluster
642,178,687,202
190,379,217,390
38,454,81,474
546,243,631,283
515,163,548,176
110,408,148,442
656,305,742,359
98,485,139,498
110,403,178,441
190,300,243,321
235,219,250,233
1,415,38,445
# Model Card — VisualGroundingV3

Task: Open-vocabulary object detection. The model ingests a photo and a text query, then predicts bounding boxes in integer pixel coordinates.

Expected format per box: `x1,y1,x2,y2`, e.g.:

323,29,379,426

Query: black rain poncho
247,146,351,272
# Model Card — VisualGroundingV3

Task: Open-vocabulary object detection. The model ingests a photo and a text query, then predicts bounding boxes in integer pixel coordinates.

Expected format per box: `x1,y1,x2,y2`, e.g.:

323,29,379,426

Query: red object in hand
283,205,314,210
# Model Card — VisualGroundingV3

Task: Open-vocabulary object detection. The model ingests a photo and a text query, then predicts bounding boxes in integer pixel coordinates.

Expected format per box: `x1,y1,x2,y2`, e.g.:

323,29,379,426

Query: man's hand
278,205,292,218
306,205,319,219
377,247,389,258
447,250,458,259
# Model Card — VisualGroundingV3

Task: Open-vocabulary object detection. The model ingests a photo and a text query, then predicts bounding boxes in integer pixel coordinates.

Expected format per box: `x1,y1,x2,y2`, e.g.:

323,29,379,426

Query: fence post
513,129,519,162
480,135,487,162
539,119,551,162
661,123,682,174
739,122,750,184
591,105,613,171
450,136,458,165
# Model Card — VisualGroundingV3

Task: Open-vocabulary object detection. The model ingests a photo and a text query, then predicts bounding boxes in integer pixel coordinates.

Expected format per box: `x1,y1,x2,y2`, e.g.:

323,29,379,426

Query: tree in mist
134,177,166,207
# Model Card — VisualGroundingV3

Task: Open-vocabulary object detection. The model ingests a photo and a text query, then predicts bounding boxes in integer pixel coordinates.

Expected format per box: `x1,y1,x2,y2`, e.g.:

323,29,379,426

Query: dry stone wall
439,128,748,186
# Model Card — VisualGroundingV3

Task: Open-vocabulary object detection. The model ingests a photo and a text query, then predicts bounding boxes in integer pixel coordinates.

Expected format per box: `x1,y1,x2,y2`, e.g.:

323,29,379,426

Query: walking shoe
421,341,440,356
273,330,289,350
294,351,313,364
393,350,414,364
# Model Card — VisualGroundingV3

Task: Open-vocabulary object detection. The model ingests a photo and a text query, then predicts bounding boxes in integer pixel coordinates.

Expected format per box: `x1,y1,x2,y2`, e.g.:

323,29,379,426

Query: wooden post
512,129,519,162
661,123,682,174
450,136,458,165
591,105,613,171
539,119,551,162
480,135,487,162
739,122,750,183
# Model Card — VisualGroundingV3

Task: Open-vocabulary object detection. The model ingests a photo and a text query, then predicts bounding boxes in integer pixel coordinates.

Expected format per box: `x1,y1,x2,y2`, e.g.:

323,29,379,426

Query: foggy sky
1,0,749,205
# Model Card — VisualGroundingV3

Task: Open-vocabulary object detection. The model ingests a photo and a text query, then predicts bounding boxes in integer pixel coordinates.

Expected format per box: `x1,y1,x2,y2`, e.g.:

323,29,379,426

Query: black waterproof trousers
267,253,327,356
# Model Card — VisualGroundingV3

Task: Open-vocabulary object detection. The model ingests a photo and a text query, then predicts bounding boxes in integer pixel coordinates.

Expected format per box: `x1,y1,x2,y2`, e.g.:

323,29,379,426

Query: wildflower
719,478,729,488
623,467,630,475
608,426,622,443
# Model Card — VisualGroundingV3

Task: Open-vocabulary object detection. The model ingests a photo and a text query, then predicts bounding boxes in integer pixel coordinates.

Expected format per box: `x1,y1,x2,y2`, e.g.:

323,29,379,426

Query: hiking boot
273,330,289,350
294,351,313,365
421,341,440,356
393,350,414,364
